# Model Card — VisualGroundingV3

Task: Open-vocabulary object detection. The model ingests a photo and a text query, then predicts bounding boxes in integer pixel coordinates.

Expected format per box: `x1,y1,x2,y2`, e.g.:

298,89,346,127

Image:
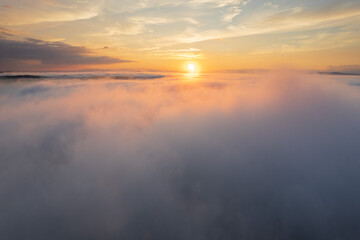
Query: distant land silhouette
318,71,360,76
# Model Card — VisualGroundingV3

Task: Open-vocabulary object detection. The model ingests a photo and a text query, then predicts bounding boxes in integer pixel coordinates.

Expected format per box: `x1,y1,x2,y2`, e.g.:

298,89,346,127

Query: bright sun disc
187,64,195,72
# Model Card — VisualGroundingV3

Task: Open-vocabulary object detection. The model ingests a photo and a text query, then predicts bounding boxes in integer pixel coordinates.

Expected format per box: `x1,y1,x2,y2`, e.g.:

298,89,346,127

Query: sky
0,0,360,71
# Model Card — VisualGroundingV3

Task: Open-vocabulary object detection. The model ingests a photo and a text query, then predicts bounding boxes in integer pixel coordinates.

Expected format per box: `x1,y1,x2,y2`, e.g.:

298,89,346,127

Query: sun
183,62,201,78
187,63,195,72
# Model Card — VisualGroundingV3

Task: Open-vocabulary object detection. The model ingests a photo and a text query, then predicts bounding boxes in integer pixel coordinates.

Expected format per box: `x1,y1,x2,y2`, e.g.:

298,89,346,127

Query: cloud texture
1,72,360,239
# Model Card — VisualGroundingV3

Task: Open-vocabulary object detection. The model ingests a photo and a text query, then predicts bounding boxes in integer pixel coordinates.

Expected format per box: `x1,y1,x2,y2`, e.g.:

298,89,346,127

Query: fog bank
1,72,360,240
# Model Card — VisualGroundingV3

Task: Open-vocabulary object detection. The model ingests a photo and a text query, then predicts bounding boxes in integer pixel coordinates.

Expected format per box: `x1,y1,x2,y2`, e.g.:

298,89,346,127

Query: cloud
102,0,360,48
255,1,360,31
249,30,359,55
0,27,14,37
1,72,360,239
263,2,279,9
0,0,102,25
4,0,359,60
144,48,203,59
0,37,130,71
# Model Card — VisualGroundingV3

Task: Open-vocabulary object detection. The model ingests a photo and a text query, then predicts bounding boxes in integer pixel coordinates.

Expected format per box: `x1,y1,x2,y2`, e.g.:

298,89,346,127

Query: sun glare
183,62,200,79
187,64,195,72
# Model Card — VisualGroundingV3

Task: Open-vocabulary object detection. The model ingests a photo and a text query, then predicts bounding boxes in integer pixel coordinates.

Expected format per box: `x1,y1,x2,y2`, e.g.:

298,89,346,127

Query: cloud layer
1,72,360,239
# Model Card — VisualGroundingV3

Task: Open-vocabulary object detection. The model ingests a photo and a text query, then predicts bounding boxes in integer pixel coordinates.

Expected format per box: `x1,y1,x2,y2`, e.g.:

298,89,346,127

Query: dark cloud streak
0,37,130,71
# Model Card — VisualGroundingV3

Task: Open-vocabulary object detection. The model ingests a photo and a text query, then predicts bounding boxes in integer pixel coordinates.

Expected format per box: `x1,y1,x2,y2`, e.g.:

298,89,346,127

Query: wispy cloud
0,27,14,37
250,30,359,55
0,0,102,25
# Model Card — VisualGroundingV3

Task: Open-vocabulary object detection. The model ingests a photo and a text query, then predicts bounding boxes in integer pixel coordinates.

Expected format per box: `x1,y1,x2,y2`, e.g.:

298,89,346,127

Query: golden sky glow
0,0,359,71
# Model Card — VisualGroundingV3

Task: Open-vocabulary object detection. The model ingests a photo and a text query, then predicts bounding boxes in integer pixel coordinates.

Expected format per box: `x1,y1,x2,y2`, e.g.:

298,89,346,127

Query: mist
1,72,360,240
